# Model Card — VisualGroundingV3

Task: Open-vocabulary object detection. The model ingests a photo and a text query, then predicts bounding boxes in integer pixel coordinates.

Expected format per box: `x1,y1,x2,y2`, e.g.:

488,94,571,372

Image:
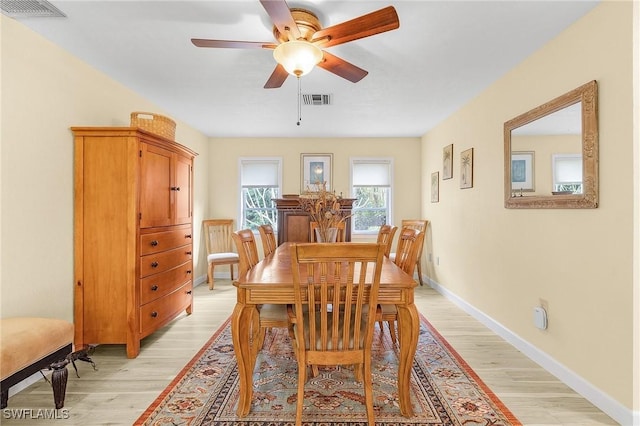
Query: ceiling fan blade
311,6,399,48
264,64,289,89
259,0,301,41
318,51,368,83
191,39,276,49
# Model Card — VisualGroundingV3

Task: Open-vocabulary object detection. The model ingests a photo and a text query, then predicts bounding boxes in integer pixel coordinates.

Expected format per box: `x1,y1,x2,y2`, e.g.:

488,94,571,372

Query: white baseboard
426,276,638,426
194,274,207,287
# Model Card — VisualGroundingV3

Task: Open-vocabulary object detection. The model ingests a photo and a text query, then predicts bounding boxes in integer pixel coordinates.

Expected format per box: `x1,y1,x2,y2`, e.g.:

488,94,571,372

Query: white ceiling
11,0,599,138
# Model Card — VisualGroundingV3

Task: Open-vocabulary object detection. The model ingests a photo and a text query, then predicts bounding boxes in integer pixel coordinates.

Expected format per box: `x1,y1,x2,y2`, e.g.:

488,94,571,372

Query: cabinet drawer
141,228,193,255
140,245,192,277
140,282,192,337
140,262,192,305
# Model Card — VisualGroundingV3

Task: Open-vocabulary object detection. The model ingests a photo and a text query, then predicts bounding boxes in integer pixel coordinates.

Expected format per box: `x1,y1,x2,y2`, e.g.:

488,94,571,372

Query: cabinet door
140,143,173,228
280,211,311,244
174,154,193,225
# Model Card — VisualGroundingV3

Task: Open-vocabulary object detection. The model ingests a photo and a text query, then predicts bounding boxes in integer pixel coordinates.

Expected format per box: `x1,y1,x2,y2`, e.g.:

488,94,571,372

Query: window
240,158,281,231
351,158,393,234
552,154,582,193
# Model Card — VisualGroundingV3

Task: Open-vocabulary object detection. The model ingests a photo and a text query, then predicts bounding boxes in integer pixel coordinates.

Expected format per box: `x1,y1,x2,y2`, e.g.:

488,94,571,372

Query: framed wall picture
442,144,453,180
460,148,474,189
431,171,439,202
511,151,535,192
301,153,333,192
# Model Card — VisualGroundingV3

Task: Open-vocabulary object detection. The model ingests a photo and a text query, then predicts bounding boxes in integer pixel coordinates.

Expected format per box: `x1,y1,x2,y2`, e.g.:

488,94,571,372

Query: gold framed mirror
504,80,598,208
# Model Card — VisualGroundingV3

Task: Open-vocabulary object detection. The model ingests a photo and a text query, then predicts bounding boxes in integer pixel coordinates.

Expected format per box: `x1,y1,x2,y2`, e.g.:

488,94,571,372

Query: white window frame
350,157,394,235
238,157,283,232
552,153,583,193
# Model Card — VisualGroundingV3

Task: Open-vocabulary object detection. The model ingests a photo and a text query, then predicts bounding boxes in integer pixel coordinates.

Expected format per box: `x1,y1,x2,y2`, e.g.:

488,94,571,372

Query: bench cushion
0,318,74,380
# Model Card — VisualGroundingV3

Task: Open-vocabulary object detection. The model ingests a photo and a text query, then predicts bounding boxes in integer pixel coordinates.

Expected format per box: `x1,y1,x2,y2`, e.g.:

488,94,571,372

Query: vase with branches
299,182,348,242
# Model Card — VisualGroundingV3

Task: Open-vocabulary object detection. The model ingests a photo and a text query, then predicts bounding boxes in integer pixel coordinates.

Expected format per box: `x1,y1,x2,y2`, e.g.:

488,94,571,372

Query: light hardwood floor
3,280,617,425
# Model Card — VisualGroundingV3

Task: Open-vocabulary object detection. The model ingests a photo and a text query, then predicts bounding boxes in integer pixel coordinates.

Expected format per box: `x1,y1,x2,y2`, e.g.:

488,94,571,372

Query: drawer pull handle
186,270,192,274
150,240,159,246
151,285,158,291
185,234,192,239
171,186,181,191
186,290,192,295
186,251,192,255
151,311,158,318
151,262,159,268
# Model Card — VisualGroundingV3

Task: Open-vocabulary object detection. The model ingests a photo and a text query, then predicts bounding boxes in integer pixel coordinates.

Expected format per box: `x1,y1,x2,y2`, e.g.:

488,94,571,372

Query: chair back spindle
231,229,260,276
376,224,398,257
258,224,277,257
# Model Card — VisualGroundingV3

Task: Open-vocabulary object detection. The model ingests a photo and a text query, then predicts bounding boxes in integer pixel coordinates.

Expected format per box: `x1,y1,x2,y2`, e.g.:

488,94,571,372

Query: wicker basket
130,112,176,140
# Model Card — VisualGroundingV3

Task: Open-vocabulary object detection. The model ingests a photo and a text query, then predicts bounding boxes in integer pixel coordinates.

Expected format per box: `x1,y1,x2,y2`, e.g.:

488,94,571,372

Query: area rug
135,314,521,426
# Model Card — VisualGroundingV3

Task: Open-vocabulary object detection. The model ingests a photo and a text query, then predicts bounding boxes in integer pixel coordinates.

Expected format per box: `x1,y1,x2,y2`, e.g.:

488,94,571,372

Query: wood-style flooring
3,281,617,425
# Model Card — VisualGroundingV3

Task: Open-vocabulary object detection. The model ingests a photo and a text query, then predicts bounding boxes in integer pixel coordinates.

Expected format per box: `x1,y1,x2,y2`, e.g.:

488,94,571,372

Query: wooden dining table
231,242,419,417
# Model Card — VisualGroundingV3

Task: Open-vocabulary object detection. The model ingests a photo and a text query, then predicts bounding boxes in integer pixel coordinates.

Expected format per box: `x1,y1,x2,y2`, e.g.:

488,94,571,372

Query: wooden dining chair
390,219,428,285
309,221,346,242
380,227,424,344
289,242,385,426
231,229,291,350
203,219,240,290
258,224,277,257
376,224,398,257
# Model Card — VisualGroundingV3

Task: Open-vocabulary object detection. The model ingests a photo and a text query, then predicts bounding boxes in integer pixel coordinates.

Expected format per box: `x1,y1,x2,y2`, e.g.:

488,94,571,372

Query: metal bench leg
50,359,70,409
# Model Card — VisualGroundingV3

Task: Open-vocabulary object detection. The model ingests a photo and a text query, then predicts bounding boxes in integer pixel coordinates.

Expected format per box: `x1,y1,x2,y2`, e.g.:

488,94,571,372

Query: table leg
396,302,419,417
231,302,259,417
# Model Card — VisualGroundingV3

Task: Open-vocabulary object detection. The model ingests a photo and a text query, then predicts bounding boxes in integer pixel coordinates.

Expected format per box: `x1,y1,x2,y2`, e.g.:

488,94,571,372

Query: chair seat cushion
0,317,74,380
207,252,239,263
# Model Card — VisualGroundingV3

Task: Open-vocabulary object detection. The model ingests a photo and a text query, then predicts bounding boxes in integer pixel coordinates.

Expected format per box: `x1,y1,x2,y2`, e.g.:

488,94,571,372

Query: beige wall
421,0,636,416
0,15,210,321
206,137,422,245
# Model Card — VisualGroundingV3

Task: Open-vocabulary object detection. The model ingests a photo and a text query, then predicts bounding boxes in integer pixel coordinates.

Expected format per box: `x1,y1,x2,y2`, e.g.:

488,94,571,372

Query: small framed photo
442,144,453,180
301,153,332,192
511,151,535,191
431,172,439,202
460,148,474,189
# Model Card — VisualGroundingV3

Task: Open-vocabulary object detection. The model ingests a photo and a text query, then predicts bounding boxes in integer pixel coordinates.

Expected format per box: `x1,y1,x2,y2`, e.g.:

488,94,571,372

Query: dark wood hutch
274,196,356,245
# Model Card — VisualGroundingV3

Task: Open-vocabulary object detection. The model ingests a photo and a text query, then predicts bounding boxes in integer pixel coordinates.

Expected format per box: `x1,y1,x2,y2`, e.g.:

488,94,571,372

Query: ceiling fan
191,0,400,89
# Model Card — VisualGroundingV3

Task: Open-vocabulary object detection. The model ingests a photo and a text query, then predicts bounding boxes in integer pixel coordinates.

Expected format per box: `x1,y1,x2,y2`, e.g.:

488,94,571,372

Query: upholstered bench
0,317,74,409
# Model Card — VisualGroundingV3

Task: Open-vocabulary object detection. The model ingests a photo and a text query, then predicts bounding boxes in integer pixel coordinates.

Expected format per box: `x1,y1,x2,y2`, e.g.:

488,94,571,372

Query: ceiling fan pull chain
297,76,302,126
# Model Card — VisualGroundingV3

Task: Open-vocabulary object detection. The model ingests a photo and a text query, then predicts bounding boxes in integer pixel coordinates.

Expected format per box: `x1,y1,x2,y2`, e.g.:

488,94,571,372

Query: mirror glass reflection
510,102,582,196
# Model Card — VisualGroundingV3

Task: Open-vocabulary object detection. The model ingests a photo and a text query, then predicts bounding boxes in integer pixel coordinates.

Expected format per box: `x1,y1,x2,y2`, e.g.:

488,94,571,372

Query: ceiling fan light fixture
273,40,323,77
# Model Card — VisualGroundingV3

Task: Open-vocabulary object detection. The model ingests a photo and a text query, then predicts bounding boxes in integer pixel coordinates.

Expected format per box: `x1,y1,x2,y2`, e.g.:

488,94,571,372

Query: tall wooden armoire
72,127,197,358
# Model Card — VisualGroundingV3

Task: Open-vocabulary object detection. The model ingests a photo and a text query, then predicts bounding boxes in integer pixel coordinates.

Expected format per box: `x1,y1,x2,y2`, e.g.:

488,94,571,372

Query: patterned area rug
135,315,521,426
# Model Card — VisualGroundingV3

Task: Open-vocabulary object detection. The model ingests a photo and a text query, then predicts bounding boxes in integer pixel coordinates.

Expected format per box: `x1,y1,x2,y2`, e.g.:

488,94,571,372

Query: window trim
350,157,394,235
552,153,583,193
238,157,283,232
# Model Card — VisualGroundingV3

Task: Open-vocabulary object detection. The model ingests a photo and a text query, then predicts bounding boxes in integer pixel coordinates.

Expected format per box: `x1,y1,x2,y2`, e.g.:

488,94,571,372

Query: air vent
1,0,66,18
302,94,332,106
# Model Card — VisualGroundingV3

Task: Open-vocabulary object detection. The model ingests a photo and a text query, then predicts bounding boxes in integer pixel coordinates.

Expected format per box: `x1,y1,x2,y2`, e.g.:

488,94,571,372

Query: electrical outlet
533,307,548,330
428,253,432,262
436,256,440,266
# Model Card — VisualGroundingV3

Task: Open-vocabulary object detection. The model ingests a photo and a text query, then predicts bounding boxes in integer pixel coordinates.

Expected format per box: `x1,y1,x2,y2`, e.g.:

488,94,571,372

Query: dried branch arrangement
299,182,348,241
